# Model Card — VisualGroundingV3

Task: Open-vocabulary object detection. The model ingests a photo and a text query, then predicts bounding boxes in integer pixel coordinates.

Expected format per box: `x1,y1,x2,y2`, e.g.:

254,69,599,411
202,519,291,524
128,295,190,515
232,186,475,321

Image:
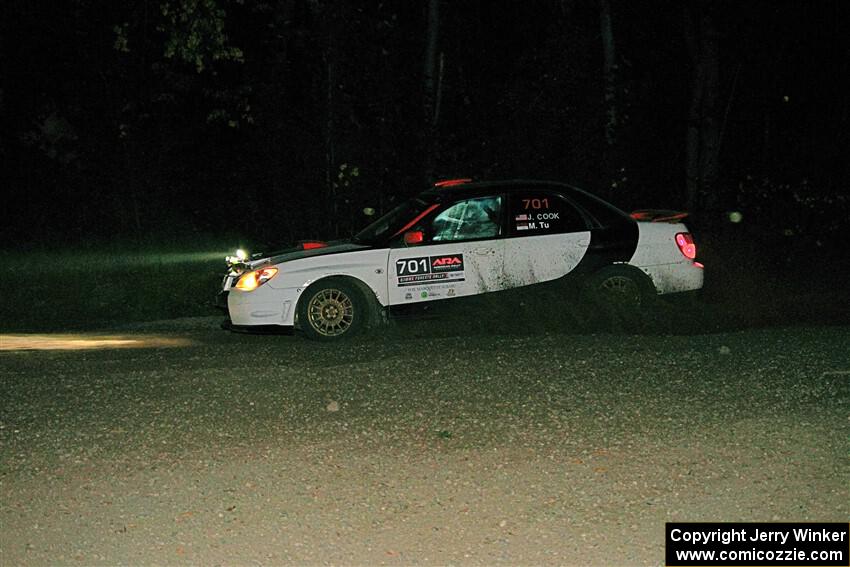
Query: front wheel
297,280,366,341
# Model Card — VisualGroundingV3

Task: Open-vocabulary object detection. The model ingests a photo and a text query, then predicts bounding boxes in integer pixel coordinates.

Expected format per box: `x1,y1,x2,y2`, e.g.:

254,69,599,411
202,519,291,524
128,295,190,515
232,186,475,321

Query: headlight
235,267,279,291
226,248,249,266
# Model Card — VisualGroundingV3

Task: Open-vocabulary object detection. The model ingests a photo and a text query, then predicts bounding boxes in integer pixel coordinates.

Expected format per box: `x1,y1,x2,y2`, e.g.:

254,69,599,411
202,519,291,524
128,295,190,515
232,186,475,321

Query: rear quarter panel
629,222,704,294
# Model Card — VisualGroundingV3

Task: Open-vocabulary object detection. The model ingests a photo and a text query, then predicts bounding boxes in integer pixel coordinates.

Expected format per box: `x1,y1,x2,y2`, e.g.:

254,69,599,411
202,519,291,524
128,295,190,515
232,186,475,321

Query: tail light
675,232,697,260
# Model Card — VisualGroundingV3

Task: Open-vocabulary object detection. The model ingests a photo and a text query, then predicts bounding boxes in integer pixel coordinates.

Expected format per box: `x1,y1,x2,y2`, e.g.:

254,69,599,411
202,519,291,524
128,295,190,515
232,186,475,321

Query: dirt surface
1,318,848,565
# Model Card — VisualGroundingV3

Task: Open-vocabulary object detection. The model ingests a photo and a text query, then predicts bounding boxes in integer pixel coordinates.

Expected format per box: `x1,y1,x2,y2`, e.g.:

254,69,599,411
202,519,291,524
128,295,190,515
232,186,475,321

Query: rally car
218,179,703,340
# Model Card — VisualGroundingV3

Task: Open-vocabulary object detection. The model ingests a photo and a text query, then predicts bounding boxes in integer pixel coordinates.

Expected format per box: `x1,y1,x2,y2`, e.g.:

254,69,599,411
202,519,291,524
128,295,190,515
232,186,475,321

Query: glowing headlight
235,267,278,291
226,248,249,264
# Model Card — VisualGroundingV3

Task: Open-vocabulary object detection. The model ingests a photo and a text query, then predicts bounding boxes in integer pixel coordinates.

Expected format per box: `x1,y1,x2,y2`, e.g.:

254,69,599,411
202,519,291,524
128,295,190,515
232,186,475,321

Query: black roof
424,178,594,198
422,179,632,223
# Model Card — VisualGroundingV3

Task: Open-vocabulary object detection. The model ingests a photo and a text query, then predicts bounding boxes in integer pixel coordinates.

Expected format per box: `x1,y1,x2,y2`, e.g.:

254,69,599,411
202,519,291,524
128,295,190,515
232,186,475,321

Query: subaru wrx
218,179,704,340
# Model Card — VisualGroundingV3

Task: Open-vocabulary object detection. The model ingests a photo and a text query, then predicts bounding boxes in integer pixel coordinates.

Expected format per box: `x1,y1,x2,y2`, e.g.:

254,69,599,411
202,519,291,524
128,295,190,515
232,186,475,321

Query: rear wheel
583,266,655,331
595,272,645,308
298,280,366,341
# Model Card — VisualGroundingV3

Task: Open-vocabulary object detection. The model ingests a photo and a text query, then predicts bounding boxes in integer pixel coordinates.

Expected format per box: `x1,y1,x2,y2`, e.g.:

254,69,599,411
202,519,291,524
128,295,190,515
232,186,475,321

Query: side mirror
404,230,424,245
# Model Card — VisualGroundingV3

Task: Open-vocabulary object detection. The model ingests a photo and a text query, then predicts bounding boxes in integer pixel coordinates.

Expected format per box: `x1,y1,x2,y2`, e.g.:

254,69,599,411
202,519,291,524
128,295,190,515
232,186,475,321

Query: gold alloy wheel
600,274,642,305
306,288,355,337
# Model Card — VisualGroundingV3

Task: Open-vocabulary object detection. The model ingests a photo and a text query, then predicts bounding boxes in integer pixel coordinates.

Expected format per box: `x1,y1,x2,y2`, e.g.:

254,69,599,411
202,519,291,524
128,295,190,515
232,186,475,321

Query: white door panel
503,232,590,288
388,242,505,305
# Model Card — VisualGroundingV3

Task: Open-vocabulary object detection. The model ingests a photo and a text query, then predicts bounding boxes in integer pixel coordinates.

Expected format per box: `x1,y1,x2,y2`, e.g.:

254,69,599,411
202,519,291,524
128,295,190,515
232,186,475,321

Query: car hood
247,241,372,269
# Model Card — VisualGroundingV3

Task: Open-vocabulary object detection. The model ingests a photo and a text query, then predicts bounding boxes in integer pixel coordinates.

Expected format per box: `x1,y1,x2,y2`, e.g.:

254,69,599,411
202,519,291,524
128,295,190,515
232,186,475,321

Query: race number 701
522,197,550,209
396,257,429,275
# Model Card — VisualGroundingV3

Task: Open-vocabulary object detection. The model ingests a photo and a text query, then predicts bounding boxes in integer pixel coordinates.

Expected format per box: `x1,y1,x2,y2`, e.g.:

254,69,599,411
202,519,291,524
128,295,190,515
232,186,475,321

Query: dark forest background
2,0,848,251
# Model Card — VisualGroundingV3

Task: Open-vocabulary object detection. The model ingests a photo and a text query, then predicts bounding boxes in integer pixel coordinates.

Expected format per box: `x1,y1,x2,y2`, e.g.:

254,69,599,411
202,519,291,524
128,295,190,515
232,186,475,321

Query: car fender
268,248,391,306
294,274,385,330
628,222,704,294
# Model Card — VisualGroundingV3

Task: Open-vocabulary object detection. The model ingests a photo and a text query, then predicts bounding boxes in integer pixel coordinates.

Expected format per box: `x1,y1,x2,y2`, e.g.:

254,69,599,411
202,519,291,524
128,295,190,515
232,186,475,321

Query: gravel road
1,318,848,565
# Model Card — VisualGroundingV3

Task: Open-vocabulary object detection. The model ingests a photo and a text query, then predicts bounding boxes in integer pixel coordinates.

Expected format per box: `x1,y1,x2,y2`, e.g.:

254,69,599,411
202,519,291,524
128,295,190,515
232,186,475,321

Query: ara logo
430,254,464,272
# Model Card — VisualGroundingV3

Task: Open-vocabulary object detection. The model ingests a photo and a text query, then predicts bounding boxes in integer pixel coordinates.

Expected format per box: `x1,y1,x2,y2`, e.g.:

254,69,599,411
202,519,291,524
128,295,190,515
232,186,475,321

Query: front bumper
227,284,301,327
215,290,229,311
221,317,294,334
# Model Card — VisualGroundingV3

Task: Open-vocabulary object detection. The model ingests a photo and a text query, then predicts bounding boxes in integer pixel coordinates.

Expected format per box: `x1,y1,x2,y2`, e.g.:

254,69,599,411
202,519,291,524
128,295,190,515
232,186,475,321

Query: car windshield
353,197,433,245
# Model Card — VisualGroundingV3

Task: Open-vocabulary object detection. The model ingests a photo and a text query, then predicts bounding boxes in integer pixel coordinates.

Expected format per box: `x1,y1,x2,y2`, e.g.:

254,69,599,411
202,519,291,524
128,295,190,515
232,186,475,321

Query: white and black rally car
218,179,704,340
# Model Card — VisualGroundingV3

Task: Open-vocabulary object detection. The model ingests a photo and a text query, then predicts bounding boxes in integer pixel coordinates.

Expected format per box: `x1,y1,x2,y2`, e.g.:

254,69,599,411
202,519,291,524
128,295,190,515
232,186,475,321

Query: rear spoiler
630,209,689,223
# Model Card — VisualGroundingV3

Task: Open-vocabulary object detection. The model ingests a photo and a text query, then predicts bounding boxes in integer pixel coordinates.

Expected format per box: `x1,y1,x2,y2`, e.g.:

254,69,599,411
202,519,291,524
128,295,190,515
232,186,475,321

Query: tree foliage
1,0,847,247
159,0,244,72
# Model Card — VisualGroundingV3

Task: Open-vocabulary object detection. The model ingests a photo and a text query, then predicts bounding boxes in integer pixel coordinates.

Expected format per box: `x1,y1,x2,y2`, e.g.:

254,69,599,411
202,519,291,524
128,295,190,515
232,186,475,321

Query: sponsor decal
420,291,428,299
430,254,464,272
447,288,456,297
404,292,413,300
396,254,466,287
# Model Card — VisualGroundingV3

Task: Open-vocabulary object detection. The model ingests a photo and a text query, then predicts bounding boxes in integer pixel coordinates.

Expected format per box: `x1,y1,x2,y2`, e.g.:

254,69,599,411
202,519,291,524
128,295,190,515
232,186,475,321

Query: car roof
421,179,632,223
423,179,588,198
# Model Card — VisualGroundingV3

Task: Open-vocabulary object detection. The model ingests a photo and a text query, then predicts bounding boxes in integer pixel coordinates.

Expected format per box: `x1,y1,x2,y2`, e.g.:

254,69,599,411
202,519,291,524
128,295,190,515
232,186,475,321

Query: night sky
2,0,848,249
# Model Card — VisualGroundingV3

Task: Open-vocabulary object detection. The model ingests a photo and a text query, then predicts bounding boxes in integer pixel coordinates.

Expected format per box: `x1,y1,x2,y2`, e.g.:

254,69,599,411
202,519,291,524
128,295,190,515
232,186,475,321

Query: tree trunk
684,2,720,213
698,15,720,212
684,6,703,213
599,0,620,201
324,35,336,237
600,0,617,147
423,0,440,183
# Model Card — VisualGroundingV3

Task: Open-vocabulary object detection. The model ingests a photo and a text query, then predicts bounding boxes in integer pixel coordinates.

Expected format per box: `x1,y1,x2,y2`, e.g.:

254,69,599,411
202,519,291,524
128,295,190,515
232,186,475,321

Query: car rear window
508,192,587,235
563,187,631,227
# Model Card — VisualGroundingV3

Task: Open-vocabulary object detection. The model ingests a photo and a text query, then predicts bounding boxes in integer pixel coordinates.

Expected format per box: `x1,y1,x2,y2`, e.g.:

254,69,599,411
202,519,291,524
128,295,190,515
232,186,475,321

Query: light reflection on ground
0,333,196,352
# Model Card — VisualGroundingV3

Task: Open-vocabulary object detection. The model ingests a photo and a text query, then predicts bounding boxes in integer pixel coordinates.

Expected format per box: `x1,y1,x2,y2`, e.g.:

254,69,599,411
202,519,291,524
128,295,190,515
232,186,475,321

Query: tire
580,266,659,334
584,266,652,310
297,280,366,341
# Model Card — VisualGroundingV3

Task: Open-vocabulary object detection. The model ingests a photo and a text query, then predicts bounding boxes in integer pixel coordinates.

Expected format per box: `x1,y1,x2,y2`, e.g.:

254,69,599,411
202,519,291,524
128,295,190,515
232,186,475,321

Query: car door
387,195,507,305
502,190,591,288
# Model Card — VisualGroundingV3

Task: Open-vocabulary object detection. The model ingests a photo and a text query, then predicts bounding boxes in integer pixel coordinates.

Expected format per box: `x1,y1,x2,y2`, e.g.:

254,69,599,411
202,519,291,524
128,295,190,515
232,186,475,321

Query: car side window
431,196,502,242
509,192,587,235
